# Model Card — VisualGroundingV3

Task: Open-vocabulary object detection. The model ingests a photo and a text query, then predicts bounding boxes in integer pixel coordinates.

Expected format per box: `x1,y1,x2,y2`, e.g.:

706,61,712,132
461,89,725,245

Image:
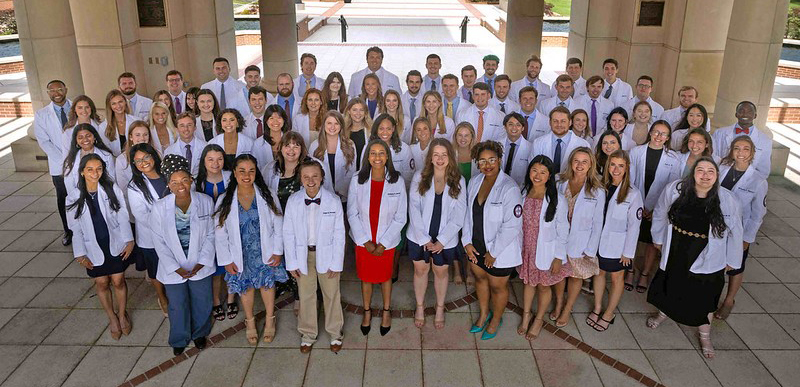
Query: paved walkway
0,1,799,386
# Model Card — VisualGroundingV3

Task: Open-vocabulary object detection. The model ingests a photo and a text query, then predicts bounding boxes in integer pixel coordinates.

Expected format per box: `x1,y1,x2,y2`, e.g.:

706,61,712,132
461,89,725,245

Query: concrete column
14,0,83,111
68,0,145,105
184,0,238,86
568,0,620,78
259,0,298,93
656,0,734,112
503,0,544,81
713,0,789,130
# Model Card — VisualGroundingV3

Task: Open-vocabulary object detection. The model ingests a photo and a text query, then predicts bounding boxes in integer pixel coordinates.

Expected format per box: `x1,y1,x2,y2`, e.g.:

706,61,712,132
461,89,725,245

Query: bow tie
305,198,321,206
735,127,750,135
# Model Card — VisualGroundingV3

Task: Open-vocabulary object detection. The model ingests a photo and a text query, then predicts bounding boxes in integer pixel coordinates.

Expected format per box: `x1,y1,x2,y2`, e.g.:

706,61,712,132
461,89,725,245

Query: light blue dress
225,197,288,294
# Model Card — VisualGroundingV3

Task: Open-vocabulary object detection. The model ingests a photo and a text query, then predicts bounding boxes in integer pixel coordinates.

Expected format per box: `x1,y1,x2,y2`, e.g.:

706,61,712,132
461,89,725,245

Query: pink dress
565,187,600,279
518,197,571,286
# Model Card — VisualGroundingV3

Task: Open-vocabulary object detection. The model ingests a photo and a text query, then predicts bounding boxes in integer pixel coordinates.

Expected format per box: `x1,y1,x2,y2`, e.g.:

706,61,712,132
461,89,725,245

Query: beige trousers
297,250,344,344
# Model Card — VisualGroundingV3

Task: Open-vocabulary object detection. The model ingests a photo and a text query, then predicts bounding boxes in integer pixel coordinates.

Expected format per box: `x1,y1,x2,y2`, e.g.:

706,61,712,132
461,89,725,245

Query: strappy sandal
624,269,635,292
698,330,715,359
585,311,600,329
414,304,425,328
592,314,615,332
120,311,132,336
636,273,649,293
518,311,533,335
226,301,239,320
212,305,225,321
262,315,276,343
646,312,668,329
526,318,544,341
434,304,446,330
245,317,258,345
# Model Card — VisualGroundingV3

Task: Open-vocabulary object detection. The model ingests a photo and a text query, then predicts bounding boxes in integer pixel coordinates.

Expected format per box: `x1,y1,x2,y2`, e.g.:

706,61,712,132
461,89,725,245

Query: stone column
14,0,83,112
503,0,544,81
259,0,298,93
568,0,620,77
184,0,238,86
68,0,144,105
713,0,789,130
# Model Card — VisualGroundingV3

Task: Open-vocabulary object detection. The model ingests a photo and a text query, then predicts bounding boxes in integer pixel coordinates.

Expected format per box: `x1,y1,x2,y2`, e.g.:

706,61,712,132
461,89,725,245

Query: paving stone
62,346,145,387
2,345,89,387
364,349,422,387
422,349,482,387
534,349,602,387
479,349,543,387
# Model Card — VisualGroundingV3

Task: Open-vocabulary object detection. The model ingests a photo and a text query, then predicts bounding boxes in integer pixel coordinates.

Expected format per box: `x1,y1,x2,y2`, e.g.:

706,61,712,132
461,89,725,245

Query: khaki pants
298,250,344,344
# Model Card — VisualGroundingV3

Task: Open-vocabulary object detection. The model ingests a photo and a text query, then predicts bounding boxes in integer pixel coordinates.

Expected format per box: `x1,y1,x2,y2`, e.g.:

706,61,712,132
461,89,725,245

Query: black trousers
51,175,69,234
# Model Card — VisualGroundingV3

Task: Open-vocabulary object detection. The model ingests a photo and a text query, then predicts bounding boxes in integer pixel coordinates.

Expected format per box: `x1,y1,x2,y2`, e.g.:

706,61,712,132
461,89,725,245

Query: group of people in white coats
33,44,771,360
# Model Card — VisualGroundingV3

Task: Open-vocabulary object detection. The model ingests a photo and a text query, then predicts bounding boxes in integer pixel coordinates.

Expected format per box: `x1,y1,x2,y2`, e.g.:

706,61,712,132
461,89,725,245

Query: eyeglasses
133,155,153,165
651,131,669,138
477,157,498,167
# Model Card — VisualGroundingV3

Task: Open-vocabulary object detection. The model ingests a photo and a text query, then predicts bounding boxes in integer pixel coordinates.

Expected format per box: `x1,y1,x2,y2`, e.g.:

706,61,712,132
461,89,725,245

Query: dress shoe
62,232,72,246
193,337,207,350
300,343,313,353
173,347,185,356
330,340,342,353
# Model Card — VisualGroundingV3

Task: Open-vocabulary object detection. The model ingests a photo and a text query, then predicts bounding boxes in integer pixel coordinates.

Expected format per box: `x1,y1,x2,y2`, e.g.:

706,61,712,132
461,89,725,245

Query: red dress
355,179,395,283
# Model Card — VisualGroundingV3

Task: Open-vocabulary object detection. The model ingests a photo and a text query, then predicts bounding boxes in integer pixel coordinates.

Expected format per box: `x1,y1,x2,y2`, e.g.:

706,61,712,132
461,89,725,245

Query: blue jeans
164,275,213,348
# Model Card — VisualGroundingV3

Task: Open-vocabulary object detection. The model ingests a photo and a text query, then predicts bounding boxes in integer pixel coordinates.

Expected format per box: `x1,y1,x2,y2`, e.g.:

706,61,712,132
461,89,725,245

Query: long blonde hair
360,73,384,111
314,110,355,168
602,149,632,204
559,146,603,197
344,98,373,134
104,89,130,142
453,121,476,160
421,91,447,135
409,117,432,145
381,89,406,139
120,120,160,168
147,101,178,140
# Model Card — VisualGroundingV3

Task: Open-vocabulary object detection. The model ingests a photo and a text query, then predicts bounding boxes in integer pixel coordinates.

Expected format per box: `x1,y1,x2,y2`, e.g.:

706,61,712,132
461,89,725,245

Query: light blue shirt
277,94,296,116
298,75,317,97
551,131,572,154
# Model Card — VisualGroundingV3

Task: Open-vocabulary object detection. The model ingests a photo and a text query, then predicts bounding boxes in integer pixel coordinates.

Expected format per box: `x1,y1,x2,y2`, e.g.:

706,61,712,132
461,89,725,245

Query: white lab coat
242,112,266,140
215,186,283,272
524,193,569,269
514,109,551,141
621,96,664,123
652,180,743,273
461,172,523,268
195,116,216,142
283,187,346,275
34,100,71,176
551,76,587,97
250,139,274,171
458,105,506,143
62,120,101,155
510,77,551,103
537,96,578,116
423,75,442,94
164,137,207,176
310,138,357,201
347,171,407,249
293,74,326,99
66,184,133,266
407,172,467,249
150,192,216,284
558,181,605,258
489,97,520,115
114,153,134,209
712,125,772,180
601,78,633,107
149,126,177,156
719,164,768,243
661,108,712,134
502,137,533,187
208,132,255,159
442,96,472,123
98,114,138,157
348,67,402,98
409,142,430,177
573,95,615,136
201,77,248,116
359,141,415,188
401,91,424,121
127,178,162,248
64,149,116,191
598,186,643,259
592,129,635,152
129,93,154,121
291,113,320,146
629,145,680,210
531,132,591,174
675,152,721,178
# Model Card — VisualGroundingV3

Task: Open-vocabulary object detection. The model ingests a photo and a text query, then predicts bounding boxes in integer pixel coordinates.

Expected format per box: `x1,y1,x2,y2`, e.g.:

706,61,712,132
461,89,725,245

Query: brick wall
0,60,24,74
0,101,32,117
768,106,800,123
777,65,800,80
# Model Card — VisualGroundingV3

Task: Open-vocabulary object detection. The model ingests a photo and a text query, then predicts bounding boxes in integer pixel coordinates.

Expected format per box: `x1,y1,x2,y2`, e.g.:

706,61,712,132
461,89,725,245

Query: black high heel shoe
380,308,392,336
360,308,372,335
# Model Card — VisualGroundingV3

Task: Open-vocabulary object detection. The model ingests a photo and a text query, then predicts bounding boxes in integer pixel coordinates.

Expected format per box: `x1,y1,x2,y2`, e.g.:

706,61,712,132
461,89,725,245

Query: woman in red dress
347,139,407,336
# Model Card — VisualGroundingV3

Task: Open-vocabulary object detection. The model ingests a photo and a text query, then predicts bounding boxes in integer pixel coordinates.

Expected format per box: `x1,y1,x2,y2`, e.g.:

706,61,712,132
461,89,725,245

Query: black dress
86,192,130,278
471,196,514,277
639,147,663,243
647,197,725,326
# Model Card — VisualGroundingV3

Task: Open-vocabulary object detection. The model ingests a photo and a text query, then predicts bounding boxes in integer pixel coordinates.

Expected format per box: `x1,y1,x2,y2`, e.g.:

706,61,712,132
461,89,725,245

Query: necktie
468,91,474,104
554,139,563,172
523,115,531,139
284,99,290,116
185,144,192,162
603,84,613,99
256,118,263,138
175,97,182,114
446,101,453,119
504,142,516,174
500,102,506,113
219,83,227,110
410,97,417,120
305,78,311,90
431,80,436,91
477,110,484,141
488,79,494,91
59,107,67,128
590,99,598,136
735,127,750,135
305,197,321,206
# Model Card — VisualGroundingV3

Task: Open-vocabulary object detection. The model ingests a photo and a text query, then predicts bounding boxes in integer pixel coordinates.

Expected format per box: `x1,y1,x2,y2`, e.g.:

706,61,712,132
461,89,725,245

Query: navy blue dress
86,192,130,278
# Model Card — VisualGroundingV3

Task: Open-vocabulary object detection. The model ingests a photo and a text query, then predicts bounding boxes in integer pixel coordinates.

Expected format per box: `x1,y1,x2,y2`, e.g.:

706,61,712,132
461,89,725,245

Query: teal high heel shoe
481,318,503,340
469,310,493,333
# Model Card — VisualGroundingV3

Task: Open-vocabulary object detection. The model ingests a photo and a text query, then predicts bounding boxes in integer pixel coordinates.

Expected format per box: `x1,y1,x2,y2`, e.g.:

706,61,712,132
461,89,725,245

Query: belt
308,246,316,251
672,224,707,239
